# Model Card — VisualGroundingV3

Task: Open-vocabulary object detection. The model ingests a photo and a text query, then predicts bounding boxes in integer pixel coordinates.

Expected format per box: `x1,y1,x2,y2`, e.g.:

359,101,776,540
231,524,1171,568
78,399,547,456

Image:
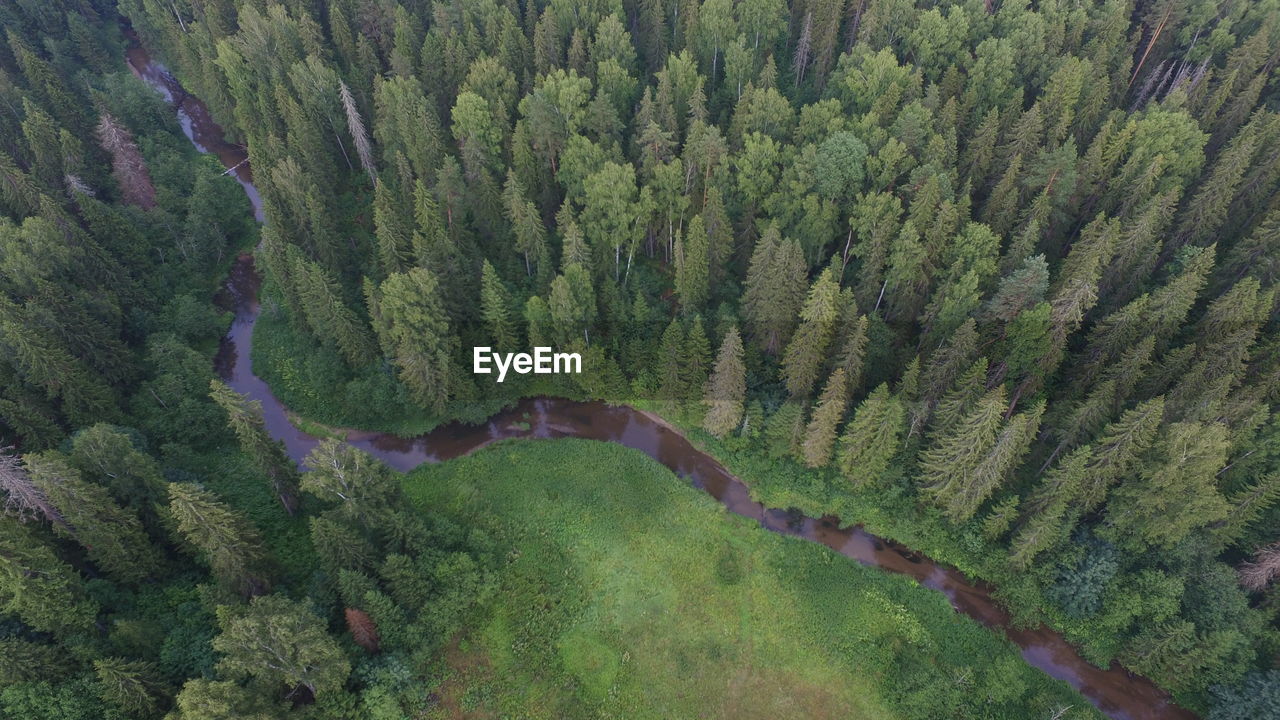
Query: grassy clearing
404,438,1101,720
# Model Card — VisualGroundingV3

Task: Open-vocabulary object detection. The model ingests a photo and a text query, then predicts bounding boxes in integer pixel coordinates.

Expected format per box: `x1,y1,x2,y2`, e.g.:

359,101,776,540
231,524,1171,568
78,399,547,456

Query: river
125,38,1197,720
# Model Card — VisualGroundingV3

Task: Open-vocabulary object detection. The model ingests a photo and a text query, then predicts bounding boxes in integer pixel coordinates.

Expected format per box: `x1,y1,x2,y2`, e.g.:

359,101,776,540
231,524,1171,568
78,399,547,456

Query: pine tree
1078,396,1164,510
345,607,381,653
95,113,156,209
837,384,906,488
374,179,413,276
657,318,686,408
0,446,64,527
682,316,712,409
167,482,269,596
287,247,377,367
918,387,1006,522
799,368,849,468
0,638,72,685
702,326,746,438
1009,445,1091,570
209,380,301,514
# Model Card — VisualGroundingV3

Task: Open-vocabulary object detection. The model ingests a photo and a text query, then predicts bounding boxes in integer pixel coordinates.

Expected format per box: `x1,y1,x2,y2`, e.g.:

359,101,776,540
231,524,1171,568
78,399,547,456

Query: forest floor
403,438,1099,719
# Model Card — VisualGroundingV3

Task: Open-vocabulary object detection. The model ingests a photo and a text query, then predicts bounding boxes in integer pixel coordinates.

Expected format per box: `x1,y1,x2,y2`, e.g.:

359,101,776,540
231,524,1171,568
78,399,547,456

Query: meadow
404,438,1100,719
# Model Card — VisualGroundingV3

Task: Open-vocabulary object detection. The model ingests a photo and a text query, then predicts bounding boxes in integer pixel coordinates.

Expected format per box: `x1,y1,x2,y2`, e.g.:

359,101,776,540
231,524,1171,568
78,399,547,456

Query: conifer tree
1078,396,1165,510
23,452,162,583
209,380,301,514
657,318,686,408
741,230,807,353
799,368,849,468
781,265,841,398
94,658,169,718
675,216,710,312
287,247,377,367
837,384,906,488
683,316,712,409
366,269,456,413
1105,422,1230,550
480,260,517,350
703,326,746,438
167,482,268,596
919,387,1006,522
0,516,97,635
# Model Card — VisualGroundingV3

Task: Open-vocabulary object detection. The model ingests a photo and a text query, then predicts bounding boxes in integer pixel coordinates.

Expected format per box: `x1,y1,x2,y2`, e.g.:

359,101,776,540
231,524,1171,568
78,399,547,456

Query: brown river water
127,38,1196,720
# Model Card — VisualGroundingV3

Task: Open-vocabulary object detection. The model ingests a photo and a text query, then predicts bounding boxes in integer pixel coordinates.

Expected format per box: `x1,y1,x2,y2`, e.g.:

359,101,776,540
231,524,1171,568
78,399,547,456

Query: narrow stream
127,39,1197,720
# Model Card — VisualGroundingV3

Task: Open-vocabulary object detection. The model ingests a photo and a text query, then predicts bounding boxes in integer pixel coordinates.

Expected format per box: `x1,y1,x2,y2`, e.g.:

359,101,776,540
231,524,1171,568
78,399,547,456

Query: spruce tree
837,384,906,489
209,380,301,514
702,326,746,438
741,230,807,353
0,516,97,635
799,368,849,468
480,260,517,350
167,482,269,596
675,216,710,312
24,451,163,583
781,265,841,398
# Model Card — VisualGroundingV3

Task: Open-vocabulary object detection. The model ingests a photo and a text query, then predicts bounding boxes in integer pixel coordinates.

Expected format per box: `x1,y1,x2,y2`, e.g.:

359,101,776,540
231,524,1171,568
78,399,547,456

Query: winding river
126,39,1196,720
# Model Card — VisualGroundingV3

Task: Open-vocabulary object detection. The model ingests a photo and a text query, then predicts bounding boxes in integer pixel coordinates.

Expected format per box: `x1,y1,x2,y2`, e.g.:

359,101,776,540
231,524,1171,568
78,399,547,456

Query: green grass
404,438,1102,720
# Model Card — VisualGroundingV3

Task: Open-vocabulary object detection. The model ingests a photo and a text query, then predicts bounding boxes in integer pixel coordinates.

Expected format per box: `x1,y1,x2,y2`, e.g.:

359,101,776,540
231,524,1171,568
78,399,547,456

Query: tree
548,264,597,343
169,678,286,720
286,247,377,367
94,658,169,718
837,384,906,488
741,230,807,353
581,161,649,280
23,451,163,583
1106,422,1231,550
366,269,457,413
0,446,63,527
302,439,398,525
674,216,709,312
0,517,97,635
0,638,72,685
167,482,268,596
781,265,842,398
1238,542,1280,594
799,368,849,468
213,594,349,701
702,326,745,438
68,424,166,513
480,260,517,350
209,381,300,514
95,113,156,209
919,388,1006,522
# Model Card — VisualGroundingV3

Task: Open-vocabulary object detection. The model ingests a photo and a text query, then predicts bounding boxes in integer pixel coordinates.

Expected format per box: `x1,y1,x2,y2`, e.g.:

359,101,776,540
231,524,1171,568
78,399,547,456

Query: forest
1,0,1279,717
